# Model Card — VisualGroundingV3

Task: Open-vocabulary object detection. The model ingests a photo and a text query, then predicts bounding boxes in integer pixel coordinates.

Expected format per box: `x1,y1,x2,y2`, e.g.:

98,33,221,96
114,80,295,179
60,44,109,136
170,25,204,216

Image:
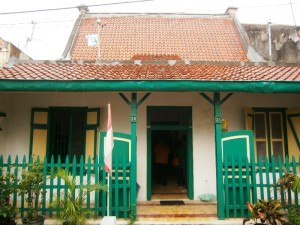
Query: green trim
0,80,300,93
287,114,300,151
282,110,289,157
130,93,137,210
146,125,152,200
200,93,234,105
87,108,100,157
30,107,99,162
137,93,151,108
220,93,233,104
187,123,194,199
199,93,214,105
30,108,49,157
119,93,131,106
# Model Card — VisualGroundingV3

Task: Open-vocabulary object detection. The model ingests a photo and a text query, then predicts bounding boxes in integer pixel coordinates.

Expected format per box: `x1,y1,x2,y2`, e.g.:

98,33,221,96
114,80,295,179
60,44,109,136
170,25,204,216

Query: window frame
30,107,100,162
252,107,288,161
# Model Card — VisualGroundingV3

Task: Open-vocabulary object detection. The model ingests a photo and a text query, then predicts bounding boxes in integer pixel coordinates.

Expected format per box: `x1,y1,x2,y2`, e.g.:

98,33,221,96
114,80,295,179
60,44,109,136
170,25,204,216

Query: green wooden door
221,130,255,217
99,132,132,218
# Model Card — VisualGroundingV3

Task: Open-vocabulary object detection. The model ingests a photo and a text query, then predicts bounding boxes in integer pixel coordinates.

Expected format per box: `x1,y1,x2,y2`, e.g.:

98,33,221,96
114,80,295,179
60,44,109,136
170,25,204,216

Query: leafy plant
0,169,19,225
277,173,300,193
284,206,300,225
277,168,300,225
50,167,107,225
128,204,137,225
18,159,46,223
243,199,288,225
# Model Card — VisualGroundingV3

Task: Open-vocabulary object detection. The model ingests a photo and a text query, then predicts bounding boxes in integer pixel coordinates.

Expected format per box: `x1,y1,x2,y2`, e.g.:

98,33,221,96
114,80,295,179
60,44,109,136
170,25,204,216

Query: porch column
130,93,137,207
214,92,225,220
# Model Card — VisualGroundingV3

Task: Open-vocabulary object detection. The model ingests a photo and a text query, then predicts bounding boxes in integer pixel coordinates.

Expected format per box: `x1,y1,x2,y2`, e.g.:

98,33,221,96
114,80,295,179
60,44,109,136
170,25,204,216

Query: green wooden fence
2,154,299,220
223,155,300,218
0,154,131,219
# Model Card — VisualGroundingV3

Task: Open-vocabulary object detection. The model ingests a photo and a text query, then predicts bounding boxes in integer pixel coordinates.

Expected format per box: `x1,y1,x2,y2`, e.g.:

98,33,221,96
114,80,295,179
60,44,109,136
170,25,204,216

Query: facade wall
242,24,300,63
0,92,299,201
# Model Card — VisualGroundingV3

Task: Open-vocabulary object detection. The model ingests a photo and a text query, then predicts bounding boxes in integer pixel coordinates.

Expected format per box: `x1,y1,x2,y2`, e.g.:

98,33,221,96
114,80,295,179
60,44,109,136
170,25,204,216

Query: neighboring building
0,37,32,67
0,6,299,219
242,24,300,63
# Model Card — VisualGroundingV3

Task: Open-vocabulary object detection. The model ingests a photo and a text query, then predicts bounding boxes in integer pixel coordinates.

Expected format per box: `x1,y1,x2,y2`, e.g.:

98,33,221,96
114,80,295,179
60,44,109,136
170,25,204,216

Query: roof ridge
7,59,272,67
84,12,231,18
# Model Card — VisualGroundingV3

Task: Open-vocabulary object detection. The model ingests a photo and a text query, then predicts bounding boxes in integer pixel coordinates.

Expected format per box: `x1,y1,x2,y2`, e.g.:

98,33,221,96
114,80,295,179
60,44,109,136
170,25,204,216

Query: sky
0,0,299,60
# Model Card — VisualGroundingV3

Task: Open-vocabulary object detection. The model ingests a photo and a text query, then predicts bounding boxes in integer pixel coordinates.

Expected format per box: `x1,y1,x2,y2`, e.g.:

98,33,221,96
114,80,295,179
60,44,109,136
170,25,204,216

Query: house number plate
215,116,222,124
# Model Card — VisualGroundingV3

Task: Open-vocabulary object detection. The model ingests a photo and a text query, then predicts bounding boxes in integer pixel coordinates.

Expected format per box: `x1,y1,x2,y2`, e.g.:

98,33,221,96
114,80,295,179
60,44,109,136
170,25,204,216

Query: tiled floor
137,200,218,222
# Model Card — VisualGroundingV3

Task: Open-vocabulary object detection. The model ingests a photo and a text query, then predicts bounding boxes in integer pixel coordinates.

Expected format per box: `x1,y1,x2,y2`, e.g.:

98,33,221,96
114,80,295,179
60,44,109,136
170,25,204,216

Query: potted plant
243,199,288,225
49,167,107,225
18,159,46,225
0,169,19,225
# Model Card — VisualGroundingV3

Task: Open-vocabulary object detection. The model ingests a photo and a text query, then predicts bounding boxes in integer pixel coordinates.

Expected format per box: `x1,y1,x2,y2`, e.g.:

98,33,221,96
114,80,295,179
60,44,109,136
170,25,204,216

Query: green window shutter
30,108,49,158
85,108,100,161
286,109,300,159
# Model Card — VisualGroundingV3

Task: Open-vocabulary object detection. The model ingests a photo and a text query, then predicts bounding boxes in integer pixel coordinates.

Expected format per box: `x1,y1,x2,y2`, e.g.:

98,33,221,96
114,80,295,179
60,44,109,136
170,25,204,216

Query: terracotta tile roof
70,16,248,62
0,62,299,81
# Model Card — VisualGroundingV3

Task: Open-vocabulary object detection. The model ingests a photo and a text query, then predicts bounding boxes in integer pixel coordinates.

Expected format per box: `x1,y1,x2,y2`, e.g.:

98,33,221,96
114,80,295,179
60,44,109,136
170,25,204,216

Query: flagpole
104,102,114,218
107,173,110,217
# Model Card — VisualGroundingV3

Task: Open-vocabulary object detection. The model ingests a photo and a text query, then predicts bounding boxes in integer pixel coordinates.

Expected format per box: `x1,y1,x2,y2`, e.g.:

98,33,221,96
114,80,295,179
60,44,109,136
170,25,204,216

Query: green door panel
221,130,255,217
100,132,131,164
222,130,255,163
99,132,132,218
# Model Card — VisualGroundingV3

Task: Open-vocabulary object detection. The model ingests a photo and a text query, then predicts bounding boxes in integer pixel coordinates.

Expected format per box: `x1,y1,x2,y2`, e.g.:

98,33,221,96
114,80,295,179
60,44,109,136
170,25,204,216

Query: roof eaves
0,79,299,93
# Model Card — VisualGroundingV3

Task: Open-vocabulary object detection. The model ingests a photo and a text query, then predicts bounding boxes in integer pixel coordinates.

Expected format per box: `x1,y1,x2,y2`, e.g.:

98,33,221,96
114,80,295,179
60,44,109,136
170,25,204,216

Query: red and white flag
104,103,114,174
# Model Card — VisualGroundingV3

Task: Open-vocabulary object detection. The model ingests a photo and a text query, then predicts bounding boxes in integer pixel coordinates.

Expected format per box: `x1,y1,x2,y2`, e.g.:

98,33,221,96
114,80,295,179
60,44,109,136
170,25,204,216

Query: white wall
0,91,299,201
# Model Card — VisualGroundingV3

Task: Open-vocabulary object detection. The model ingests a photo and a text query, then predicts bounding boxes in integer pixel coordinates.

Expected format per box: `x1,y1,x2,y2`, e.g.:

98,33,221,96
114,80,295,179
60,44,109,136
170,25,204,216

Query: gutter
0,80,299,93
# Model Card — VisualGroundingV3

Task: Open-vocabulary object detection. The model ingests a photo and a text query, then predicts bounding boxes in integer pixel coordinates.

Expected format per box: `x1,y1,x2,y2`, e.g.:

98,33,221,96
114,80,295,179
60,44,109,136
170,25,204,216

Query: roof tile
0,63,299,81
71,16,248,62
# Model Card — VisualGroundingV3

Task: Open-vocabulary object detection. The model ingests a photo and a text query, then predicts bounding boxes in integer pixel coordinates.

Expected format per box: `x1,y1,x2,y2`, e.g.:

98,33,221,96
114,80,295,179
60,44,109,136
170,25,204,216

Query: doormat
160,200,185,205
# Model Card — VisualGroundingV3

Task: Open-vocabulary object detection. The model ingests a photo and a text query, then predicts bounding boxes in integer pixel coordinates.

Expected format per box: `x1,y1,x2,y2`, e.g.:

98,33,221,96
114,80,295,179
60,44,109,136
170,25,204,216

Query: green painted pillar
130,93,137,210
214,92,225,220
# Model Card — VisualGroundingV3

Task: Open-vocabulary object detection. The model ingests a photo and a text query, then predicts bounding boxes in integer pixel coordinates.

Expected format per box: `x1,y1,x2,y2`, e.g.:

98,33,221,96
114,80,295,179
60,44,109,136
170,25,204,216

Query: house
0,6,299,219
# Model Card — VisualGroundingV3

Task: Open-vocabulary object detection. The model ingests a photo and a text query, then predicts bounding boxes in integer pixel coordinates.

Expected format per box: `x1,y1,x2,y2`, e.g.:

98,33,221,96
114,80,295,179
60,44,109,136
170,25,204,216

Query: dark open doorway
151,130,188,199
147,106,193,200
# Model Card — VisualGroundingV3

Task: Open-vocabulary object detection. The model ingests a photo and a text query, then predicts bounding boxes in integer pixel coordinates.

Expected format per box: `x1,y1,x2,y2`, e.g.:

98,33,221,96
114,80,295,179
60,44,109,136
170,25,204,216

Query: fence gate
221,130,255,218
99,132,132,218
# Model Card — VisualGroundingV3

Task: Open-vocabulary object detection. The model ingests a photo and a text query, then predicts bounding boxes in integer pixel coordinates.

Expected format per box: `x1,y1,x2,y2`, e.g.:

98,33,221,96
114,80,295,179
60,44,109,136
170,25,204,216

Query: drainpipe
268,20,273,64
97,18,101,62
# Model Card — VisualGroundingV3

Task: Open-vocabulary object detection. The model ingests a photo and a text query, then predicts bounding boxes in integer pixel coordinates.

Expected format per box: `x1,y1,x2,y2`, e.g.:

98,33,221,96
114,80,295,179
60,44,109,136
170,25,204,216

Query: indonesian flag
104,103,114,174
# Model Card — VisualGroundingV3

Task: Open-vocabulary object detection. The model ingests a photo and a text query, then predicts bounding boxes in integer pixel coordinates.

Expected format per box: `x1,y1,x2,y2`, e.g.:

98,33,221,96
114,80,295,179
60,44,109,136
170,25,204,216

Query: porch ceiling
0,61,299,93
